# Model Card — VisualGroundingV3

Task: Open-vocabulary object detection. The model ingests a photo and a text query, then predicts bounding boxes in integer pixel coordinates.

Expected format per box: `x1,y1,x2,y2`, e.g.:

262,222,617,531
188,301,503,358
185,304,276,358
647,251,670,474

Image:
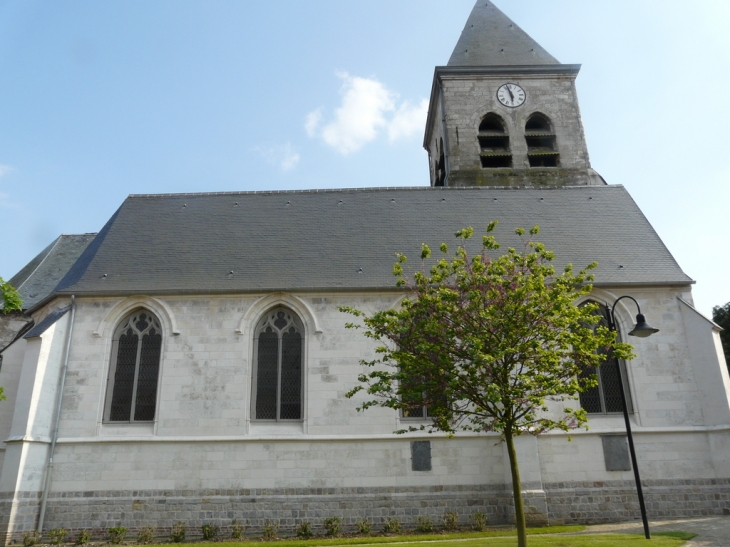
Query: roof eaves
435,64,581,77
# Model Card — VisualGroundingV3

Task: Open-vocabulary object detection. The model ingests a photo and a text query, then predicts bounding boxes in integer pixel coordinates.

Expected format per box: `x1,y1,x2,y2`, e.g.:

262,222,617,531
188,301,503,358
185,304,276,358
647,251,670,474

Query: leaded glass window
579,302,633,414
252,308,303,421
105,310,162,422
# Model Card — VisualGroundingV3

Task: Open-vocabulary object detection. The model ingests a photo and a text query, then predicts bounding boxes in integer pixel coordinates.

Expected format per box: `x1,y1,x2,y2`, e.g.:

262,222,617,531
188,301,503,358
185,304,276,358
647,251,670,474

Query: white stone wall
2,284,729,498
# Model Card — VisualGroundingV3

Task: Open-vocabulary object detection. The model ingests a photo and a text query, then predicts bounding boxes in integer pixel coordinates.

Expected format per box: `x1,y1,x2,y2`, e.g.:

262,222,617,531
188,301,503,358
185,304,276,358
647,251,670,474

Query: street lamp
606,295,659,540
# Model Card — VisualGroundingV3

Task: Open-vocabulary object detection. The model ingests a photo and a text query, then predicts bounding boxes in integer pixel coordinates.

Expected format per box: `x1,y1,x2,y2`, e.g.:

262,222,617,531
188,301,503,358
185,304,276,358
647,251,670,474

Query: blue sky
1,0,728,316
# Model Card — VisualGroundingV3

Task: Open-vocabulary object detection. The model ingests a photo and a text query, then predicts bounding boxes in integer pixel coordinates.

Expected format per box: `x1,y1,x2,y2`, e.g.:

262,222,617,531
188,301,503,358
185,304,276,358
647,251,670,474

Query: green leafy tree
712,302,730,373
341,222,634,547
1,277,22,313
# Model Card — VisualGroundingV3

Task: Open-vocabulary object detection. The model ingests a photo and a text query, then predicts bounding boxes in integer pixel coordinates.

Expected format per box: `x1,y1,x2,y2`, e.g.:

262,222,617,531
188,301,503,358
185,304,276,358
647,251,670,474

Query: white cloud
306,73,426,155
388,99,429,143
305,108,323,138
254,143,300,172
0,164,13,177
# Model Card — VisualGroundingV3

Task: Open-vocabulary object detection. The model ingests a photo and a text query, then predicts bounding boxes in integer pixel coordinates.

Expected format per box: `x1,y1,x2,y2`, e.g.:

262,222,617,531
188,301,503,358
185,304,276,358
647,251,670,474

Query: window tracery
252,307,304,421
105,309,162,422
578,302,633,414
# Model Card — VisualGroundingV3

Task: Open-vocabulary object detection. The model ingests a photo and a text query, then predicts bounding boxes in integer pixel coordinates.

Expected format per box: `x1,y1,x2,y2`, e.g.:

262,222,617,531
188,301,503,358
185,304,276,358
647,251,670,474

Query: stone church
2,1,729,542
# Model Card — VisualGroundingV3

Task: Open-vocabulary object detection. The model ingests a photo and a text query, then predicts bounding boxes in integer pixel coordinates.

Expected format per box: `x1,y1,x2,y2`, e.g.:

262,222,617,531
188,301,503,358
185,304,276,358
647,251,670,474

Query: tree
1,277,22,314
712,302,730,373
341,223,634,547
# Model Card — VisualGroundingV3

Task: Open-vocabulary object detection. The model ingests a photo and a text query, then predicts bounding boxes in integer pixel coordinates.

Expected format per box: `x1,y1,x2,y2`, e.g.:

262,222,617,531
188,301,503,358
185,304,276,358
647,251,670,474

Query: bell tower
424,1,605,187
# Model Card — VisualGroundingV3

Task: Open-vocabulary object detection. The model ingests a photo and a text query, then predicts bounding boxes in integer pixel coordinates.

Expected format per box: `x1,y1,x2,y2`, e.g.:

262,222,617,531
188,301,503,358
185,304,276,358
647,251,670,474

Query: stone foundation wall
545,478,730,523
4,479,730,544
1,485,515,544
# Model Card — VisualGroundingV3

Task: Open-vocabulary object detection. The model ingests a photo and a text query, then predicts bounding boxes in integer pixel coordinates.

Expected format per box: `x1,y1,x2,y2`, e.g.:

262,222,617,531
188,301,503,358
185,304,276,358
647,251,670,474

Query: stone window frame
103,308,163,424
250,306,305,422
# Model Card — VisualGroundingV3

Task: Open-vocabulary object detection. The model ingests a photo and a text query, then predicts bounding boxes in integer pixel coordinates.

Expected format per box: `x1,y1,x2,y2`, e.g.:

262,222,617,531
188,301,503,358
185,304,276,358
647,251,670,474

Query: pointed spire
448,1,559,66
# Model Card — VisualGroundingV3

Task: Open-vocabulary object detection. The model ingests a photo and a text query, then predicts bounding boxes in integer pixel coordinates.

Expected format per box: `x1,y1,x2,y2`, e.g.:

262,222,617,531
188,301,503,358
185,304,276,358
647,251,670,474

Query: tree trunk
505,427,527,547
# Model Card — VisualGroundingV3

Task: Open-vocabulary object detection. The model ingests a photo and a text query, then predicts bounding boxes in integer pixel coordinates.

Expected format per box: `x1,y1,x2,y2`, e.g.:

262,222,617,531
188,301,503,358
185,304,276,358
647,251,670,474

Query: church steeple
424,1,604,188
448,1,559,67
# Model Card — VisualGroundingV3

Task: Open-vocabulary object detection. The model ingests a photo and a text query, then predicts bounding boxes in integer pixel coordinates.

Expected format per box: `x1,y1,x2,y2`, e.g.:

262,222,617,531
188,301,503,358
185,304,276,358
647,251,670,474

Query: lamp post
606,295,659,540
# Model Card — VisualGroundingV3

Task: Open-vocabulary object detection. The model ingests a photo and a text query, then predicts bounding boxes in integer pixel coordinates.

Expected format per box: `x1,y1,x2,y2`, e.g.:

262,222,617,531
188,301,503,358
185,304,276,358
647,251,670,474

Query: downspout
438,76,451,186
37,295,76,533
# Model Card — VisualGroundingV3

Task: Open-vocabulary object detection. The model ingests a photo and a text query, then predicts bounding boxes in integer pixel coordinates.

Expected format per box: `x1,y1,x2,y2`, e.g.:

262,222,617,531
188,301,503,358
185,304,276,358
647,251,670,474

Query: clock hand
507,85,515,102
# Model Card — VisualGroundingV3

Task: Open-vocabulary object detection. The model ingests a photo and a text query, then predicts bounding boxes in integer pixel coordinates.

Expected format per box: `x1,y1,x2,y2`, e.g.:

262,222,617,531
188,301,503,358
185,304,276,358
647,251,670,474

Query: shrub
48,528,69,545
261,521,278,541
322,516,341,537
107,527,128,545
230,520,245,540
23,531,40,547
382,517,401,534
415,516,433,533
170,522,186,543
295,522,312,539
201,524,219,541
442,511,458,531
472,512,486,532
75,530,91,546
356,519,371,535
137,526,156,544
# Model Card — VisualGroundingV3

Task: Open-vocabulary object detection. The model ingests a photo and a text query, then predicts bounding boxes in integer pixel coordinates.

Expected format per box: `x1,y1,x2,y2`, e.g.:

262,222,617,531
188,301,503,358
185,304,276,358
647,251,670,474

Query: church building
2,2,729,542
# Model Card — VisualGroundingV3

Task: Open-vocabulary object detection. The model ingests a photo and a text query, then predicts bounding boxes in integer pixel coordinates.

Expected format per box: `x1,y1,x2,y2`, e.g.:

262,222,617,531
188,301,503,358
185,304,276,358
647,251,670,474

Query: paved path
583,516,730,546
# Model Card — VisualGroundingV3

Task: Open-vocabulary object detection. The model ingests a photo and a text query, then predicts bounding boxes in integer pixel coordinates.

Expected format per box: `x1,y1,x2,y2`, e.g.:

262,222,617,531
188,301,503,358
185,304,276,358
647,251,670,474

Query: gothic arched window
525,113,559,167
478,113,511,168
104,309,162,422
578,302,633,414
252,307,304,421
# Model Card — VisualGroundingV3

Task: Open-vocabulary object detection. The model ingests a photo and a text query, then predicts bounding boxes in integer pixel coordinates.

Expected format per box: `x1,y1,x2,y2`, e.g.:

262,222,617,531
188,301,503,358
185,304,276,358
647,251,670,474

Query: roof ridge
127,185,625,199
12,235,62,294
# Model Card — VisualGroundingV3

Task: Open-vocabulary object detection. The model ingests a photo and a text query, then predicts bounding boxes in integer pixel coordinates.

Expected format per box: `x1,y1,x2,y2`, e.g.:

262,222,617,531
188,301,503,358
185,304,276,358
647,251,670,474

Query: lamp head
628,313,659,338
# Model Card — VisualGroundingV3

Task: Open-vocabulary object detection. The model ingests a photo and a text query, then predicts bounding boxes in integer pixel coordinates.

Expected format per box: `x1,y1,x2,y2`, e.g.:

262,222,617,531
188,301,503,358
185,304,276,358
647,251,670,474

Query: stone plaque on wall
601,435,631,471
411,440,432,471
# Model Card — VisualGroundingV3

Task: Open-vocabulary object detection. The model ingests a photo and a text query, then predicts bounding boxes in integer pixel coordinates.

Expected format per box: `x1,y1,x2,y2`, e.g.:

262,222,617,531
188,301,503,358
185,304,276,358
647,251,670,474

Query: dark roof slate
52,186,691,298
24,306,70,339
9,234,96,310
448,1,559,67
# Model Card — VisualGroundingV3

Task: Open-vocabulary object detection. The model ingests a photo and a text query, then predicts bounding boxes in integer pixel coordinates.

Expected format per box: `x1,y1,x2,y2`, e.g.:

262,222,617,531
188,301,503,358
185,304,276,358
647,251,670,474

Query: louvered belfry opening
525,113,560,167
253,308,303,421
478,113,512,168
107,310,162,422
578,303,632,414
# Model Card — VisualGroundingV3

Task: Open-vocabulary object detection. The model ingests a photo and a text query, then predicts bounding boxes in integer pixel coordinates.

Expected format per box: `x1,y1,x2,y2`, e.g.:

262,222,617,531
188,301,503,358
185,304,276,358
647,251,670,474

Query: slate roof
24,306,70,339
8,234,96,310
448,1,560,67
49,186,691,300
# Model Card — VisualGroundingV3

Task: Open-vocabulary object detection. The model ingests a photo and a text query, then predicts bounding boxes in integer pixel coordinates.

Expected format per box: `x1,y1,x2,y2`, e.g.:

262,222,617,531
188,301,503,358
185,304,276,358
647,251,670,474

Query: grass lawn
136,529,695,547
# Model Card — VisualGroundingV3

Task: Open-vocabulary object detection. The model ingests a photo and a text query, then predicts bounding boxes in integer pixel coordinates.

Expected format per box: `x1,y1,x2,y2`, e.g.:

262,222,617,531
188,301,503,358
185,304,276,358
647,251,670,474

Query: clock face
497,83,526,108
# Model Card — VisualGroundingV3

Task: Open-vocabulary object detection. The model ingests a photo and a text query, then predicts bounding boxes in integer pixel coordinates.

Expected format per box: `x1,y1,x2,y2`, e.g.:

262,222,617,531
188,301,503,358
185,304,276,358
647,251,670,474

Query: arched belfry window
578,302,633,414
252,307,304,421
478,113,512,168
525,113,559,167
105,309,162,422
